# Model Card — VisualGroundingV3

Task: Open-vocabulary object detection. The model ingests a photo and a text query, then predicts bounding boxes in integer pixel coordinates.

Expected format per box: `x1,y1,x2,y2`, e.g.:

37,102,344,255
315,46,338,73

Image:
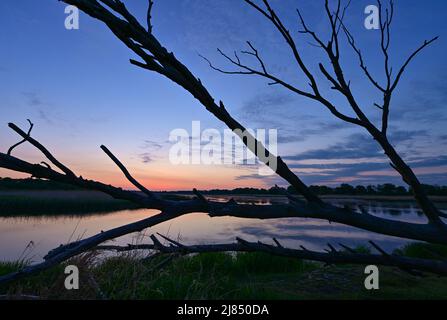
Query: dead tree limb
92,235,447,276
0,0,445,284
1,125,446,246
3,233,447,285
61,0,322,205
223,0,442,226
100,145,160,202
54,0,444,225
51,0,444,223
7,119,33,156
7,122,75,177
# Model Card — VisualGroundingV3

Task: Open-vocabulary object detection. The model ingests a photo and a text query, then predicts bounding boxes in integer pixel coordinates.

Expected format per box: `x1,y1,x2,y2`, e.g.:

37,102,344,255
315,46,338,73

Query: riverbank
1,242,447,299
1,190,447,217
183,193,447,202
0,191,141,216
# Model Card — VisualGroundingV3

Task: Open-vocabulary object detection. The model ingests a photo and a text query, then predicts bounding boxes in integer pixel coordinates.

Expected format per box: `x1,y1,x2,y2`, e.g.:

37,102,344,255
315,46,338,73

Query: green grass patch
393,242,447,260
1,245,447,300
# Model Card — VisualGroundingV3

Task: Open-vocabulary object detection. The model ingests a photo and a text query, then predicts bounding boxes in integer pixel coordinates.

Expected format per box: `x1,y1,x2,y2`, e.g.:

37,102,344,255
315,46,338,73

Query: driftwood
3,230,447,285
93,234,447,276
0,0,446,283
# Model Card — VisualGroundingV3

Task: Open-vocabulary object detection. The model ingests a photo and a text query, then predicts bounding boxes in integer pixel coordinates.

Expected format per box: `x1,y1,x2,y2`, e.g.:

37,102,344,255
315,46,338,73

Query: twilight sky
0,0,446,190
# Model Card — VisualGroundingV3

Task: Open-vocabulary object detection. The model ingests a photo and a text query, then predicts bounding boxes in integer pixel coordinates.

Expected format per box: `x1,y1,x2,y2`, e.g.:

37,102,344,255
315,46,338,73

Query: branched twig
7,122,75,177
369,240,389,256
95,235,447,276
7,119,33,156
192,188,208,204
147,0,154,33
240,0,443,225
100,145,159,201
156,232,185,248
390,36,438,92
62,0,324,204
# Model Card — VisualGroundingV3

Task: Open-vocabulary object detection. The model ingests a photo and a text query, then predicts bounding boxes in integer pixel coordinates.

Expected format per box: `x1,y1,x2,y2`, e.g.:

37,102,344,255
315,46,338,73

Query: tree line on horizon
1,177,447,196
201,184,447,196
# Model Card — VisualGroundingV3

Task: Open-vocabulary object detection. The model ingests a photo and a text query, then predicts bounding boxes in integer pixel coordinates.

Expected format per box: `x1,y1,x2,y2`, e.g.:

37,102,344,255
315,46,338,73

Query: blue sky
0,0,446,190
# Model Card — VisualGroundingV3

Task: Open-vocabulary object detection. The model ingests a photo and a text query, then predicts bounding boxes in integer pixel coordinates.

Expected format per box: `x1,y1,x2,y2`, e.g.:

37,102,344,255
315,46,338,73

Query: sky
0,0,446,190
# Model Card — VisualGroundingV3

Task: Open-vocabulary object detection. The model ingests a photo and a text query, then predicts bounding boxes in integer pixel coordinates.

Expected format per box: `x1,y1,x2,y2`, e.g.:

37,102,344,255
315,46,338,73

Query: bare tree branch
244,0,320,93
341,23,386,92
390,36,438,92
0,126,446,246
201,44,363,126
3,232,447,285
340,1,437,137
92,234,447,276
62,0,322,205
100,145,160,202
0,0,445,285
238,0,444,226
7,119,33,155
147,0,154,33
7,122,75,177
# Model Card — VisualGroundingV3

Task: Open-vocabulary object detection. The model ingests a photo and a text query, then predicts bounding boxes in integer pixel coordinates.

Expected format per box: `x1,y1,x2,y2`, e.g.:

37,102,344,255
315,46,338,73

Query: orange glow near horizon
0,161,268,191
2,147,446,190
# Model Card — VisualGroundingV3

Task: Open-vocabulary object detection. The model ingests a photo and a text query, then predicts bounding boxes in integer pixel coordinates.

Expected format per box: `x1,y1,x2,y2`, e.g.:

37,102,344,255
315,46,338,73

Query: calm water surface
1,196,446,262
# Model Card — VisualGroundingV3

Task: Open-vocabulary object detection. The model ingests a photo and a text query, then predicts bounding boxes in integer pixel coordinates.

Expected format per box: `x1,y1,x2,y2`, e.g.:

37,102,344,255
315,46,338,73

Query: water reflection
0,196,446,262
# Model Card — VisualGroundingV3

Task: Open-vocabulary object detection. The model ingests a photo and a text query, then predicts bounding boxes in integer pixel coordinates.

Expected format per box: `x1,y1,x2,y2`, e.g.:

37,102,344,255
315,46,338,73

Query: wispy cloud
284,130,430,162
37,109,53,125
238,91,296,124
140,139,163,150
393,74,447,124
21,92,55,125
22,92,43,107
283,134,382,161
139,152,153,164
235,130,447,186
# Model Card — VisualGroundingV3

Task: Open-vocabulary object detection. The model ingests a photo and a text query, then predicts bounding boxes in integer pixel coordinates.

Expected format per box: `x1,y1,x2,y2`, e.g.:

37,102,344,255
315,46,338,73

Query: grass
394,242,447,260
0,191,189,216
0,261,28,276
0,194,141,216
1,243,447,300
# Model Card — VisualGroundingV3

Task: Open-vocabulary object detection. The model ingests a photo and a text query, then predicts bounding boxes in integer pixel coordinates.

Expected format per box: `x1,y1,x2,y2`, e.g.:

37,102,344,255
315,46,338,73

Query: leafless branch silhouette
0,0,445,283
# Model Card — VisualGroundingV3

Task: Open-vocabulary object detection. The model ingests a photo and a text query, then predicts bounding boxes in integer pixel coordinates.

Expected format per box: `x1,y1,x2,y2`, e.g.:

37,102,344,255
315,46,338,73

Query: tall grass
1,243,447,300
0,251,316,299
394,242,447,260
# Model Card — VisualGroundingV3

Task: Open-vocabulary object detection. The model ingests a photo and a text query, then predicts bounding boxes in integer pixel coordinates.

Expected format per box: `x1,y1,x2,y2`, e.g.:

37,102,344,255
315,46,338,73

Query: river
1,196,446,262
